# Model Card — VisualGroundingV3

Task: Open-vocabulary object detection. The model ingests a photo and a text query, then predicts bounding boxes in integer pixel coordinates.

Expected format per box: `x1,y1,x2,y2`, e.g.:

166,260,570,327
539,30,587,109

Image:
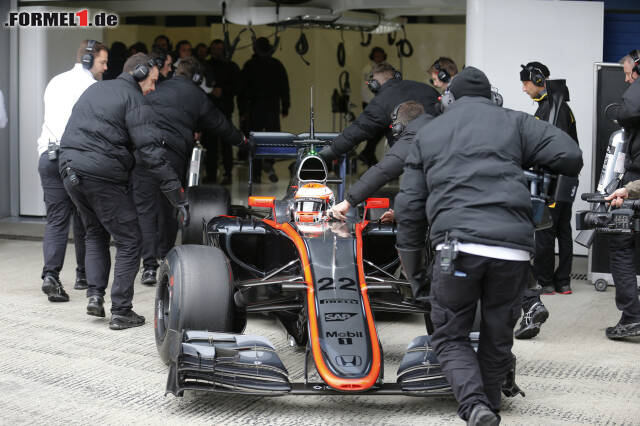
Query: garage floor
2,163,640,425
1,237,639,425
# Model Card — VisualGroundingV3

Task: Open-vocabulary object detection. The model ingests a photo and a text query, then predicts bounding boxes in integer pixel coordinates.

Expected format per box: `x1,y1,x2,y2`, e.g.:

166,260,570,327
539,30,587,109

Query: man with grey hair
599,48,640,340
60,53,182,330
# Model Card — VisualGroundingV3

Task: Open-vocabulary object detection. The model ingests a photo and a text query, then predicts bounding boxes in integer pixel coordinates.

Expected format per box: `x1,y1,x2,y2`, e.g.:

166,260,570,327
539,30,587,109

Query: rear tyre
181,186,230,245
154,244,239,364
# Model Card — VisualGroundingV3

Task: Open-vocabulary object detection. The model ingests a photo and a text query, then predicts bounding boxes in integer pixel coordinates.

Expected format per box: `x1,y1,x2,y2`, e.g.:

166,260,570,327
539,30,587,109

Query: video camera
576,193,640,234
524,169,579,229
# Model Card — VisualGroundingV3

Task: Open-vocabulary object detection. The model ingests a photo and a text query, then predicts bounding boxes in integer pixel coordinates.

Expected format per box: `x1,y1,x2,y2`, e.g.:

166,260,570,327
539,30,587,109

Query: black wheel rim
156,271,171,341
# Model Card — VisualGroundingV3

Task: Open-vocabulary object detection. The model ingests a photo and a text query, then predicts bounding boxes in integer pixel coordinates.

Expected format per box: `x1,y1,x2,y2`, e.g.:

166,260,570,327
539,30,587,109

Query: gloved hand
239,134,253,151
164,187,190,228
318,146,336,163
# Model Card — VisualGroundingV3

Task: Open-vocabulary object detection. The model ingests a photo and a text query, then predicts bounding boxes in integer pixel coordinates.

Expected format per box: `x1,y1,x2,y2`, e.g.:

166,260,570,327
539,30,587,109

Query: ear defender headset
630,49,640,75
132,59,157,82
390,103,403,137
520,64,546,87
152,52,166,69
81,40,97,70
367,67,402,93
433,60,451,83
192,71,203,85
439,87,504,112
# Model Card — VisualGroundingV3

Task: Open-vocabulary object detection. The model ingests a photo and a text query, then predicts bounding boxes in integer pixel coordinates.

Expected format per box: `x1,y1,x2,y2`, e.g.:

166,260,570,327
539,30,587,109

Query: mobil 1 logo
326,330,363,345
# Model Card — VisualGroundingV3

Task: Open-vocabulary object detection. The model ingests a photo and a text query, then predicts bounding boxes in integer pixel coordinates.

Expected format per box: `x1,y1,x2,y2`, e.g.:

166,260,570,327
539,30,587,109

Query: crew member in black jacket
59,53,184,330
515,61,581,340
600,49,640,340
238,37,290,183
395,67,582,425
202,39,242,185
134,56,246,285
319,62,440,163
328,101,432,221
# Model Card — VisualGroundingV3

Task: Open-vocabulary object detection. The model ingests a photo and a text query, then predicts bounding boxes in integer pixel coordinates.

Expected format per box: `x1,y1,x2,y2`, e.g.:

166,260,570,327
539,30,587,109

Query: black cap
520,61,550,81
448,66,491,100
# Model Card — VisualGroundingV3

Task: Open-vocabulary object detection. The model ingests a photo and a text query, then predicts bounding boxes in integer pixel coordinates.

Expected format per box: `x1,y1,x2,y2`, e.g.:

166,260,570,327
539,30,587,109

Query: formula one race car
154,128,524,398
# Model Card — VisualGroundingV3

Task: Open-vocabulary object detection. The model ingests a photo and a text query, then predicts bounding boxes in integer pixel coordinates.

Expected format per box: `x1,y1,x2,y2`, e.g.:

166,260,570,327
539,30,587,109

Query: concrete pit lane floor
2,237,640,425
1,162,639,424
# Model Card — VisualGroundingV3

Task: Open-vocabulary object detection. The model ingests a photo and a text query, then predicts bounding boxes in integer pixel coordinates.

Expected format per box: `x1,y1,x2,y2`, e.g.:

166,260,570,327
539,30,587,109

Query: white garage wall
18,7,104,216
466,0,604,255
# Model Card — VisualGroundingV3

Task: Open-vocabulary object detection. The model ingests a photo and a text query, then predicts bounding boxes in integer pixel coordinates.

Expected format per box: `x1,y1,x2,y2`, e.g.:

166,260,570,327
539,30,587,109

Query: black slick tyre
181,186,230,245
154,244,239,364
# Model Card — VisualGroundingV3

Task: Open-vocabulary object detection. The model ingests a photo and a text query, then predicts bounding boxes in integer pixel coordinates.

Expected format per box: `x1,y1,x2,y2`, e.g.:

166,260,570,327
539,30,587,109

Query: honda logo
335,355,362,367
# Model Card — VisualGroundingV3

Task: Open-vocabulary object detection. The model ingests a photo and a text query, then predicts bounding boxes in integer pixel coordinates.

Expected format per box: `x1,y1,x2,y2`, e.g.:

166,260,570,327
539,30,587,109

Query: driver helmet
293,183,335,223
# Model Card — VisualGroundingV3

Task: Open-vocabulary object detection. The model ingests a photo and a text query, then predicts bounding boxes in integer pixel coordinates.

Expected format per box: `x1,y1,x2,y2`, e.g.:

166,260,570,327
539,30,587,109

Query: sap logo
324,312,357,322
326,331,363,338
320,298,358,304
335,355,362,367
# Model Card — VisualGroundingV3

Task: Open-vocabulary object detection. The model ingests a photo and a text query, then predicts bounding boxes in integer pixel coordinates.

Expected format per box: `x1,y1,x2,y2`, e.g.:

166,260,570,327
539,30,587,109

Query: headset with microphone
439,87,504,112
81,40,97,70
433,60,451,83
192,71,203,86
131,59,157,82
520,64,546,87
630,49,640,75
367,67,402,94
390,103,404,137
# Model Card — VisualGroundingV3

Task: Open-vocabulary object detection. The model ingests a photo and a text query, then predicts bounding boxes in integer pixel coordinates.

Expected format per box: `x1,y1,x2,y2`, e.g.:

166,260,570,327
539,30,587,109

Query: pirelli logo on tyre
4,10,119,27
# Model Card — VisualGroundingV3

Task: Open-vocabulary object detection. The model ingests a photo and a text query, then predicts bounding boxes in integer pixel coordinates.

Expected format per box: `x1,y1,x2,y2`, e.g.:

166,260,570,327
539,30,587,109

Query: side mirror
363,197,390,222
365,198,389,209
248,196,275,209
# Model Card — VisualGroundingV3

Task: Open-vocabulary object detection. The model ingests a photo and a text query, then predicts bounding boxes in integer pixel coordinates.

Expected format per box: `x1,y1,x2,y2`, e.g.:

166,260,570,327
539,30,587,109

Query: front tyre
154,244,238,364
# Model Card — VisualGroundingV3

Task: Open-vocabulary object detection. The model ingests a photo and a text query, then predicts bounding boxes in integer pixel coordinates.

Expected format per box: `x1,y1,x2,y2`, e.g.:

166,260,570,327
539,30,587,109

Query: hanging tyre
181,186,230,245
154,244,242,364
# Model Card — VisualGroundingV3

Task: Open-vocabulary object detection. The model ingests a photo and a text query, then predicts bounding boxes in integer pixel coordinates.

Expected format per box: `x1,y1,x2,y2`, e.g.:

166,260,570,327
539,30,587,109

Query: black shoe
42,275,69,302
74,272,88,290
87,295,105,317
606,320,640,340
555,284,572,294
541,285,555,295
109,310,146,330
141,268,157,286
220,174,232,185
515,302,549,340
467,403,499,426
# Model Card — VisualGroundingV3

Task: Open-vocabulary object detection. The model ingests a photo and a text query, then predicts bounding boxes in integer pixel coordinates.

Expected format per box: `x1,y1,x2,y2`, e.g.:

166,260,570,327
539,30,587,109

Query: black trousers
132,154,185,269
38,153,86,280
430,251,528,421
608,233,640,324
63,175,140,314
532,202,573,288
520,267,540,313
203,111,233,182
